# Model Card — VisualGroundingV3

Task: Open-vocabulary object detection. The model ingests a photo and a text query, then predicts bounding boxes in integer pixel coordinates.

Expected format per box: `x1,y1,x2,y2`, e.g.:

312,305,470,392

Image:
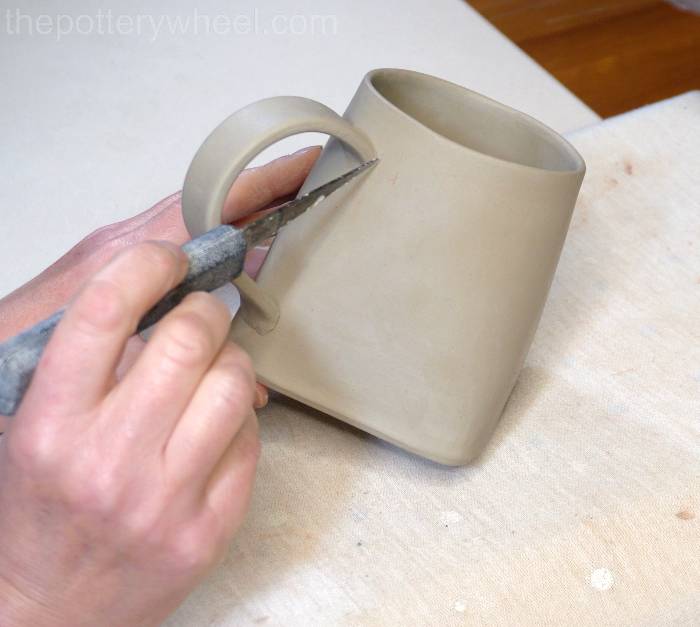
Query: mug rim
364,68,585,176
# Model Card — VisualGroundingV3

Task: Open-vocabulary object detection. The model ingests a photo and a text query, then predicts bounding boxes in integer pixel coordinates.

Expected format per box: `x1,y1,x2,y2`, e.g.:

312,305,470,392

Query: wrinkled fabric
167,93,700,627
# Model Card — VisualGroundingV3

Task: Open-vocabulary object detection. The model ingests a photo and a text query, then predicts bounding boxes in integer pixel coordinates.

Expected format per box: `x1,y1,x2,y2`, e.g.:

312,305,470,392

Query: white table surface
163,92,700,627
0,0,599,296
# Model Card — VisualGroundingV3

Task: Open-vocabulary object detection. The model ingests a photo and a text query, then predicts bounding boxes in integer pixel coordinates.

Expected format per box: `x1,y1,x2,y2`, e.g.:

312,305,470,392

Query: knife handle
0,224,247,416
0,311,64,416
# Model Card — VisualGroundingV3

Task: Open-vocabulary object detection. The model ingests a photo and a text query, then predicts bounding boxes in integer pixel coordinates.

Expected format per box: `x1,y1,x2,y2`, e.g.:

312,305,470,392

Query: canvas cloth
166,92,700,627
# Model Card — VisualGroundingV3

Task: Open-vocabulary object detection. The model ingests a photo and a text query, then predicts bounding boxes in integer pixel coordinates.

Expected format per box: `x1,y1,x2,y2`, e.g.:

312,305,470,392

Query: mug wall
232,70,584,465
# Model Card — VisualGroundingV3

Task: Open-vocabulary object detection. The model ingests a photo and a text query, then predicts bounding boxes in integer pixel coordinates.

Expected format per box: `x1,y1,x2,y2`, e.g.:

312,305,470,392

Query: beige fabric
166,93,700,627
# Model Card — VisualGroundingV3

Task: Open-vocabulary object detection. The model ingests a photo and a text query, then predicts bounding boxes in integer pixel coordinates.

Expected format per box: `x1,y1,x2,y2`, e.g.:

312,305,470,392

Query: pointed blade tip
243,157,379,246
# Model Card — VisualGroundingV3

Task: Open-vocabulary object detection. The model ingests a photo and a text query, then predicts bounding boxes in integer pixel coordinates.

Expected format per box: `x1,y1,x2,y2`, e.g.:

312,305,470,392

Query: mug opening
368,69,583,173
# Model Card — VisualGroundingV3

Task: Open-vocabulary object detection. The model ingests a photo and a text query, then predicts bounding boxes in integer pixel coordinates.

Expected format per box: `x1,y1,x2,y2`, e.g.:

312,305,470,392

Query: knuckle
220,344,254,380
83,222,122,248
120,506,162,544
71,224,122,264
6,424,61,475
131,241,181,275
165,522,220,575
208,369,254,415
184,291,230,324
59,462,120,516
72,279,128,335
159,312,216,369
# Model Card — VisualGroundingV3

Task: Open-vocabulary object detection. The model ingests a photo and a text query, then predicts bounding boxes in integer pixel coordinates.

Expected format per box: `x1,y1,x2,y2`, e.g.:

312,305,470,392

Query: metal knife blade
0,158,378,416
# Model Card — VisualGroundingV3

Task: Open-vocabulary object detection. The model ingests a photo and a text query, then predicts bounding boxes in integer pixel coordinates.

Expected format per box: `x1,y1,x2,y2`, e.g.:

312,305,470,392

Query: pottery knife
0,158,378,416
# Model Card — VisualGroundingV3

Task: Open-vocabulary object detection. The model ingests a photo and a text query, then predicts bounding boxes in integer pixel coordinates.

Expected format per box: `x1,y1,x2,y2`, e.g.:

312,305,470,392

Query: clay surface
182,69,585,465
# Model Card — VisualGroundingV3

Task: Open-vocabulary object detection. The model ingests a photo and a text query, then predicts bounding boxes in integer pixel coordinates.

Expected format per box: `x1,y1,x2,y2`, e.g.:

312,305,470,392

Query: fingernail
254,384,269,409
292,145,322,157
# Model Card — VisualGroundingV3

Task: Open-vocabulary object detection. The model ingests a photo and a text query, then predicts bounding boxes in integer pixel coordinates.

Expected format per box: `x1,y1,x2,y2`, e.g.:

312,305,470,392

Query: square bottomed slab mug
182,68,585,465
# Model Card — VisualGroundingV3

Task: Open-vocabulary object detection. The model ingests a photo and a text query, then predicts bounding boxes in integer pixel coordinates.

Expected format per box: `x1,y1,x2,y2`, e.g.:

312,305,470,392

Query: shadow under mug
182,68,585,465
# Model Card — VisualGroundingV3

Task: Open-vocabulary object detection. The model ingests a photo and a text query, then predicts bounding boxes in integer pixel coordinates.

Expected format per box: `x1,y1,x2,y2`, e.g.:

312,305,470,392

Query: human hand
0,146,321,433
0,240,262,626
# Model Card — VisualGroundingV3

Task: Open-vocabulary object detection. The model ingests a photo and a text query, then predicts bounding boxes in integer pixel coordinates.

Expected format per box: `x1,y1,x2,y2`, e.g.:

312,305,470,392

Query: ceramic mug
182,68,585,465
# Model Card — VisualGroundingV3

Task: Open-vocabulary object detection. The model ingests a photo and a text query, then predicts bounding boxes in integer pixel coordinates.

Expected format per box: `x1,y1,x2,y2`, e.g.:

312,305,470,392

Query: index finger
21,242,187,418
221,146,320,223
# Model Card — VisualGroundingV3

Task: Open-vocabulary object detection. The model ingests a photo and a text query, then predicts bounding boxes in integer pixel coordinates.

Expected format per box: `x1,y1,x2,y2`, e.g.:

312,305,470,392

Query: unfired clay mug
182,68,585,465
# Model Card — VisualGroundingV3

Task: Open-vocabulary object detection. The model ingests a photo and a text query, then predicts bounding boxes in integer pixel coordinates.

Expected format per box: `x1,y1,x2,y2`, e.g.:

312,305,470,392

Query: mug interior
369,69,583,172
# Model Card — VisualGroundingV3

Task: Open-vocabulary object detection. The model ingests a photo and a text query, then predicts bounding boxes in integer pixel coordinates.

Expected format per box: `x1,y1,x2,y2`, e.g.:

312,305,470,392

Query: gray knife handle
0,224,247,416
0,310,64,416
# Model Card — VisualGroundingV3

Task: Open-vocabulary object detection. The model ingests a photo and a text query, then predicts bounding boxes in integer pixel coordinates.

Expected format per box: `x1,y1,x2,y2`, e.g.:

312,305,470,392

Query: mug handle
181,96,376,334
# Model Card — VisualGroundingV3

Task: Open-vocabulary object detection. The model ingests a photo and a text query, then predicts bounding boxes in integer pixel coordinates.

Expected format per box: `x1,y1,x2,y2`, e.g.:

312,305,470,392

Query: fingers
164,342,257,486
222,146,321,223
106,291,232,447
23,242,187,417
254,383,268,409
242,240,273,280
101,146,321,251
205,413,260,538
115,335,147,380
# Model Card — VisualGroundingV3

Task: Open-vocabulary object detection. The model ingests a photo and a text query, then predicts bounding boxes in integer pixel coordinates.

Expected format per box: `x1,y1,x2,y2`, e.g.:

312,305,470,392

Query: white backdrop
0,0,598,296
